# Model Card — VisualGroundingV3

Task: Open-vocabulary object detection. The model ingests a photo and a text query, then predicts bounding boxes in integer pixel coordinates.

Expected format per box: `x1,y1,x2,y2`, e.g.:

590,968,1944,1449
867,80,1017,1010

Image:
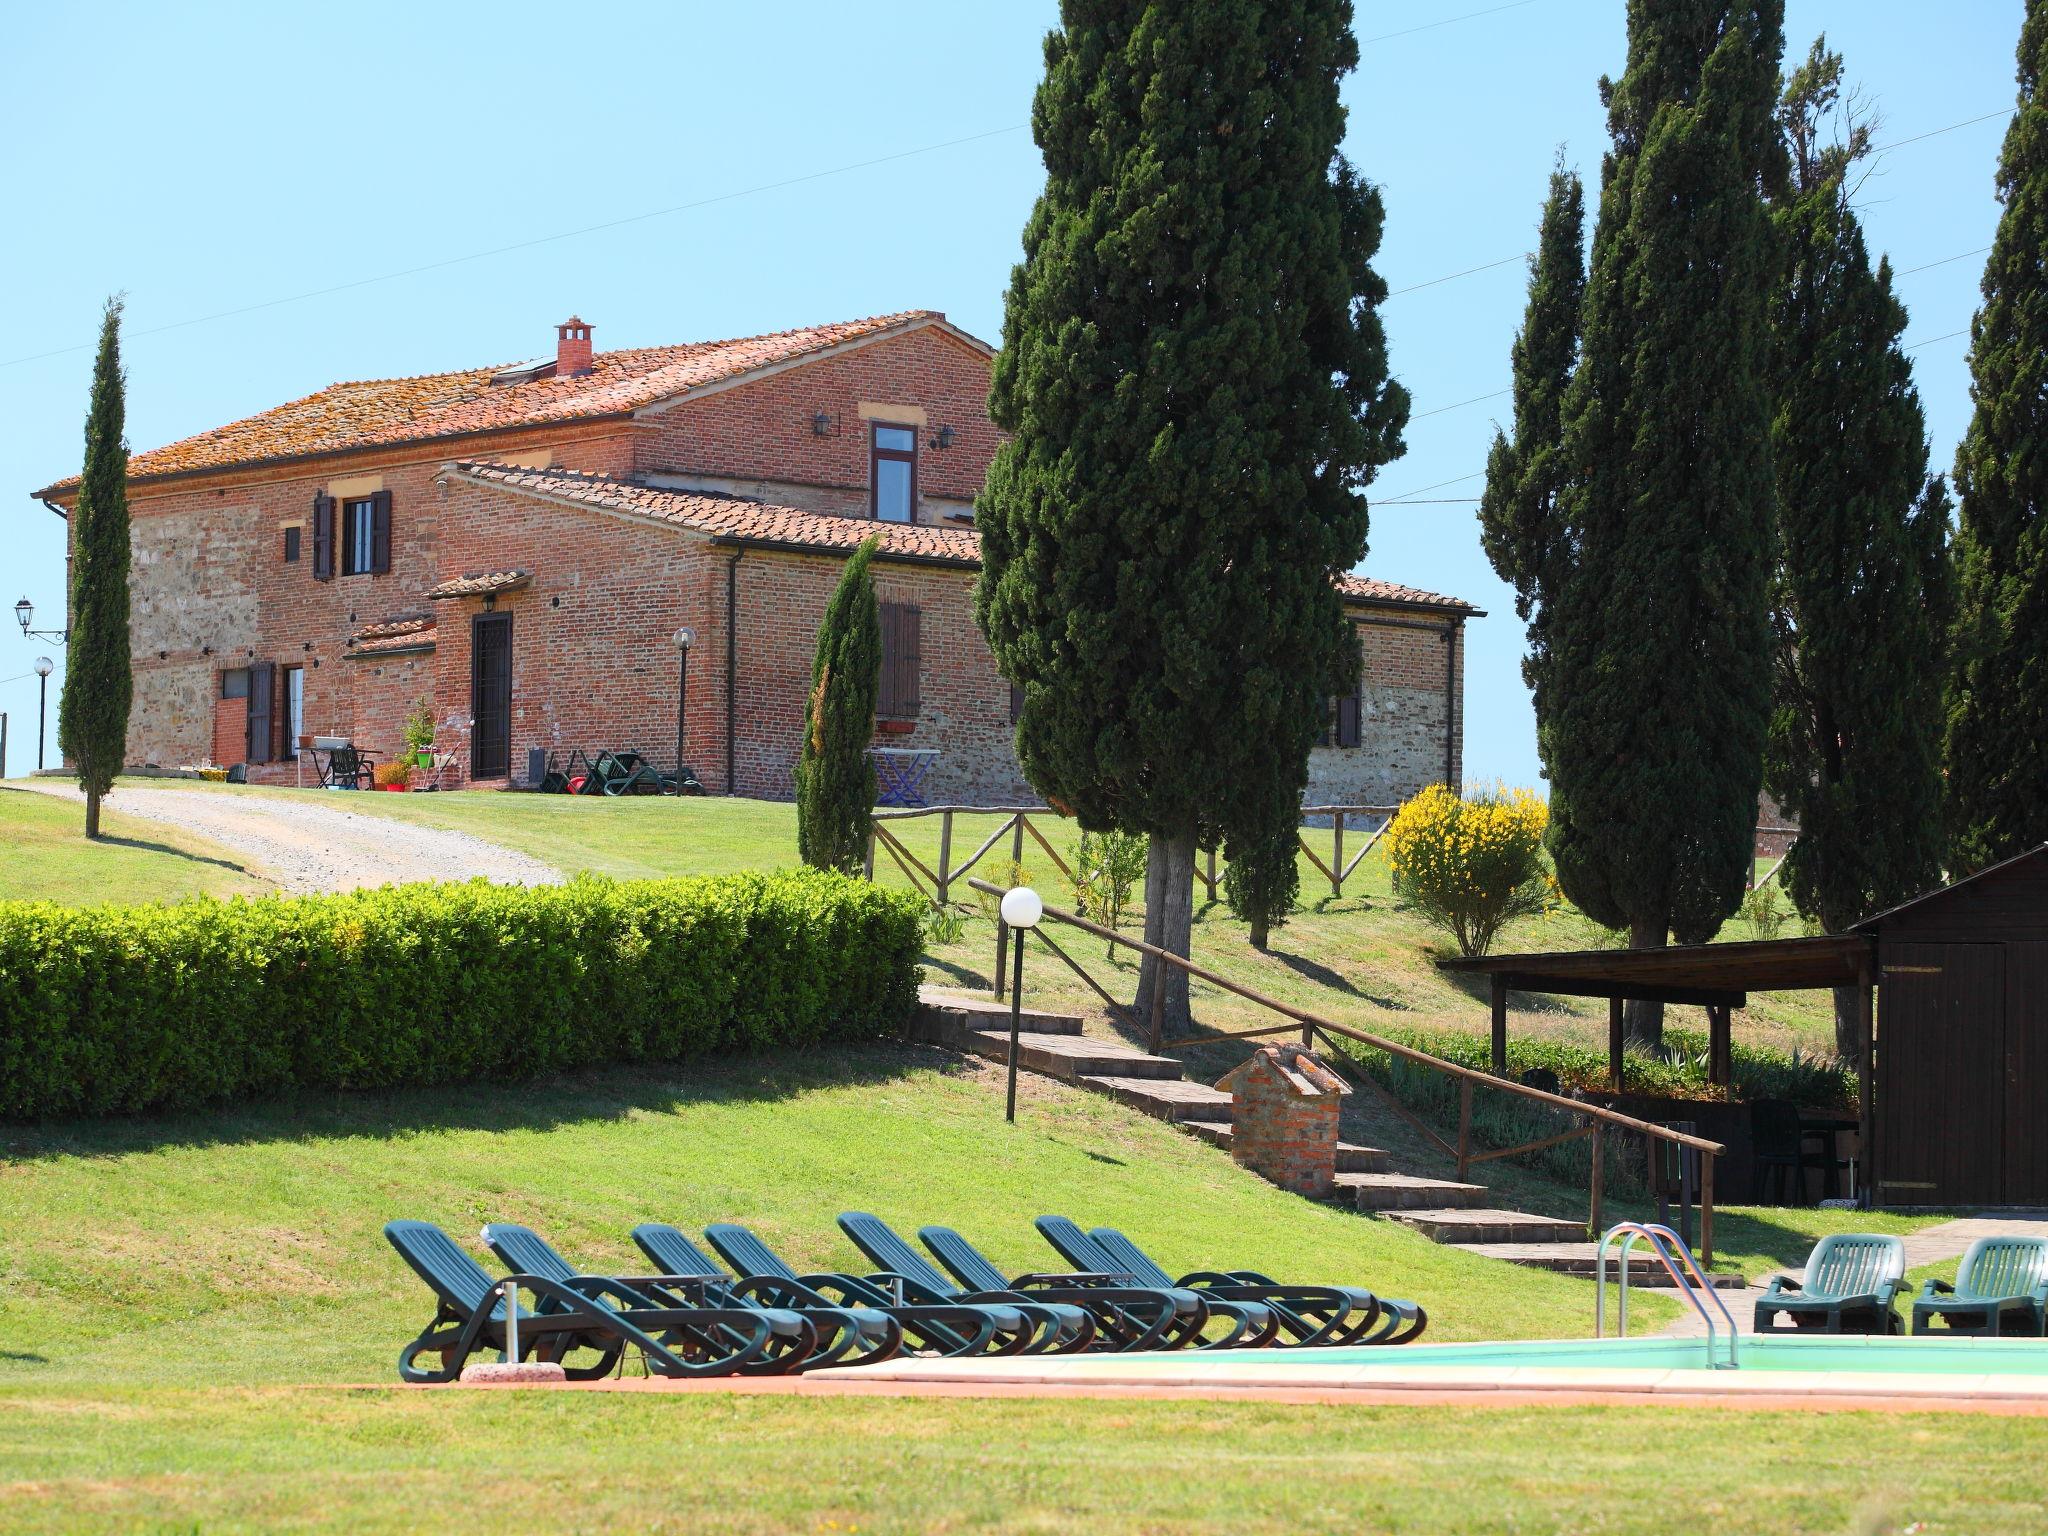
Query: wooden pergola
1437,933,1874,1092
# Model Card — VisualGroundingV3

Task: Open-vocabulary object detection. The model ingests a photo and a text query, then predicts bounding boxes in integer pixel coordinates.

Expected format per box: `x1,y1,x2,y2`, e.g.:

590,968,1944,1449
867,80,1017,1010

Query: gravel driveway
19,781,561,895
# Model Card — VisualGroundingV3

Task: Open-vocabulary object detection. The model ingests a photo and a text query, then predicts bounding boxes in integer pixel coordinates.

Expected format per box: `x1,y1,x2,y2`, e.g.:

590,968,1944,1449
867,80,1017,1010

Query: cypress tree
795,537,881,873
1543,1,1785,1043
59,297,133,841
1766,41,1950,1057
1946,1,2048,873
1479,152,1585,691
1222,796,1304,953
977,0,1406,1032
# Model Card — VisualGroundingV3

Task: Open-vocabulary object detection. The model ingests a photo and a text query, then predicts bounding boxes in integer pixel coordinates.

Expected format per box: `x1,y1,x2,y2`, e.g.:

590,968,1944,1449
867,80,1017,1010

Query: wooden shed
1857,843,2048,1209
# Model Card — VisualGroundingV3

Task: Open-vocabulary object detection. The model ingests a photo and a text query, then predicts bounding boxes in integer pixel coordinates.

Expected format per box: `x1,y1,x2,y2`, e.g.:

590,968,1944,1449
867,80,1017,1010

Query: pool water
1281,1334,2048,1376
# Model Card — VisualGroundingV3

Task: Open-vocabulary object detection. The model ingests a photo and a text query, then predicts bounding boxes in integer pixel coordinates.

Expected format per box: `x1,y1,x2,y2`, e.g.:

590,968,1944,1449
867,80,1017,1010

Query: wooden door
470,613,512,779
1876,941,2005,1205
2004,942,2048,1205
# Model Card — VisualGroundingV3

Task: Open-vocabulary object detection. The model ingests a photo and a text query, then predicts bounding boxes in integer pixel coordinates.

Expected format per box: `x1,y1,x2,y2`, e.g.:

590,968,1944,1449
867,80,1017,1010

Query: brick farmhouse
32,311,1480,804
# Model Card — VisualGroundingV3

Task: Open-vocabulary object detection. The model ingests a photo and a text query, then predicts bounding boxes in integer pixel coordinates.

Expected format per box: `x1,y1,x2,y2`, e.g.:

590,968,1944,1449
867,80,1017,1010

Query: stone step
1185,1121,1391,1173
910,987,1086,1047
1388,1207,1591,1245
964,1029,1183,1082
1449,1243,1748,1288
1340,1172,1491,1212
1081,1077,1235,1123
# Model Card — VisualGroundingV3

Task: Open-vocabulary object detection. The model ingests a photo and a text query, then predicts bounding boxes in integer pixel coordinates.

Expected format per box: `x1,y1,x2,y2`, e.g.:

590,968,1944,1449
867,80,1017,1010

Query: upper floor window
283,525,301,563
322,491,393,578
871,423,917,524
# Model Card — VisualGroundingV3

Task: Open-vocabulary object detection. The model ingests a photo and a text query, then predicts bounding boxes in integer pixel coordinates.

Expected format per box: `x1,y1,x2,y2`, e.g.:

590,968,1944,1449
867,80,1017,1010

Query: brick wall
1306,613,1466,805
1223,1047,1346,1199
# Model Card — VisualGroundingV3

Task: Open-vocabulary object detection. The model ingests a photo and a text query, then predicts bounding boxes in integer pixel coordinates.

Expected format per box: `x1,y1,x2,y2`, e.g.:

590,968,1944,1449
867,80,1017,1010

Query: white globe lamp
999,885,1043,930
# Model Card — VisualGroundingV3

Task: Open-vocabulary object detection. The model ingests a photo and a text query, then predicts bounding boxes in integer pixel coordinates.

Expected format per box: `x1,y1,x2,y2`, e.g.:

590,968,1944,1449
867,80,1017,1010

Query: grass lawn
0,783,259,904
0,1046,2032,1534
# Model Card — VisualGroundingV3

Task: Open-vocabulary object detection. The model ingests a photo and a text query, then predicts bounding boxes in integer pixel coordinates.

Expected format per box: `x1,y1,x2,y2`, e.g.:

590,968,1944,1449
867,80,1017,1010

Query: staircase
914,988,1598,1262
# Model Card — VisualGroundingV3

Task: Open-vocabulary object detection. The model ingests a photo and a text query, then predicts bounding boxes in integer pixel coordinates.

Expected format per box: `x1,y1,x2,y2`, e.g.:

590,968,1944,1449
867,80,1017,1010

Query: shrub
0,870,924,1121
1222,813,1300,952
1070,829,1146,954
1739,881,1787,940
1386,784,1557,956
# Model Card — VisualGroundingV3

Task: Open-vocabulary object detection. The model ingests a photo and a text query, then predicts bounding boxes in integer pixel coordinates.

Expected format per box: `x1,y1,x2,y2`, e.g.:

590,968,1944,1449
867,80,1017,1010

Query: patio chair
1753,1233,1907,1334
383,1219,782,1383
631,1222,903,1368
586,750,667,796
1086,1225,1427,1346
836,1212,1097,1354
480,1222,816,1375
1748,1099,1845,1204
1034,1216,1278,1348
701,1222,1034,1358
317,743,376,790
919,1224,1204,1352
1910,1236,2048,1337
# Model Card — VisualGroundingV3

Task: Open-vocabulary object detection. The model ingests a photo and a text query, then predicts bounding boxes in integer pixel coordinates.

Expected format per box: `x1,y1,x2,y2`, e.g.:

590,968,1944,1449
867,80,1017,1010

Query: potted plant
402,698,435,770
372,760,411,792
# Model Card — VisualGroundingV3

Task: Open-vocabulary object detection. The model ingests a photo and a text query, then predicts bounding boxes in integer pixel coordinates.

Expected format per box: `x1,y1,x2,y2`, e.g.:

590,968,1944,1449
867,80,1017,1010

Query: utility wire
1378,471,1484,503
1361,0,1540,47
1904,327,1970,351
1896,245,1990,276
1412,388,1510,420
0,123,1029,371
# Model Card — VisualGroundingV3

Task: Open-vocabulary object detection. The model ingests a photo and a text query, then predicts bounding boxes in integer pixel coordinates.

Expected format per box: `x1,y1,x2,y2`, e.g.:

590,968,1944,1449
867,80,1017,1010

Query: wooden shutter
878,602,921,719
311,493,334,581
1336,694,1362,749
1009,681,1025,725
245,662,275,764
369,490,393,574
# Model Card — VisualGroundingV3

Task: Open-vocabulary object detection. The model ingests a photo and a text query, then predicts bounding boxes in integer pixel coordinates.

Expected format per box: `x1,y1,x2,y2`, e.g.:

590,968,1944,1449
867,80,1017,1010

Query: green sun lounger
1754,1233,1907,1334
630,1222,903,1367
1036,1216,1278,1348
480,1223,819,1374
837,1211,1097,1353
701,1222,1033,1358
1086,1224,1427,1346
1911,1236,2048,1336
918,1224,1205,1352
383,1219,783,1383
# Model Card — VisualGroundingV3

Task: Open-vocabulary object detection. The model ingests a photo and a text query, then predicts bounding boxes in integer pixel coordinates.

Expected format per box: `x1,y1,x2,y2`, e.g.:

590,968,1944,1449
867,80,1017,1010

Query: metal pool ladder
1596,1220,1739,1369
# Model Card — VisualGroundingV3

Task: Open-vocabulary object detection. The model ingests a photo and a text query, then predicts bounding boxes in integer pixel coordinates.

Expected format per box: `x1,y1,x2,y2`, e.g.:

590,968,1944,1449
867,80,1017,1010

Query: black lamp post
33,656,53,771
997,886,1043,1123
672,626,696,785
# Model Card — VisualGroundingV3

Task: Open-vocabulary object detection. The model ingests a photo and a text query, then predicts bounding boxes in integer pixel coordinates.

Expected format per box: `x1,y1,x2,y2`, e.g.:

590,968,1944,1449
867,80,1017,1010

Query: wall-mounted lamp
933,425,957,450
482,592,497,612
811,411,832,437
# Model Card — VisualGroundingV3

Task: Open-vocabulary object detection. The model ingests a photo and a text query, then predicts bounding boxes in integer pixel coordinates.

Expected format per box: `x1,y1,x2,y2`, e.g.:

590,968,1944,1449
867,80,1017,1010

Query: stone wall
1305,614,1465,805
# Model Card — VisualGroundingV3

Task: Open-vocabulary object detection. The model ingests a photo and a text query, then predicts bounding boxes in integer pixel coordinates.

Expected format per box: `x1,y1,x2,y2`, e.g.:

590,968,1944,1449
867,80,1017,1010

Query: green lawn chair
1911,1236,2048,1336
1753,1233,1907,1334
1086,1224,1427,1346
919,1224,1203,1352
383,1219,781,1383
1036,1216,1279,1348
701,1222,1035,1358
631,1222,903,1368
837,1212,1097,1354
480,1223,816,1375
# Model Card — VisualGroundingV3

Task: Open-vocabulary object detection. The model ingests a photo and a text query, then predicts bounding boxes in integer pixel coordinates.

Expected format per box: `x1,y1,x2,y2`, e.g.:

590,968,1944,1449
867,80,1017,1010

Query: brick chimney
556,316,593,377
1216,1044,1352,1198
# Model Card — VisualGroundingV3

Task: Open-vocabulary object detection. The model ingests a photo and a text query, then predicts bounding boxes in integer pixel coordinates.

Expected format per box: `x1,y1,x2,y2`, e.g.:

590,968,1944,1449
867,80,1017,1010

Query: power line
0,123,1030,372
1411,388,1510,420
1390,254,1527,298
1361,0,1540,47
1896,245,1990,277
1378,471,1484,503
1904,327,1970,352
1873,110,2008,153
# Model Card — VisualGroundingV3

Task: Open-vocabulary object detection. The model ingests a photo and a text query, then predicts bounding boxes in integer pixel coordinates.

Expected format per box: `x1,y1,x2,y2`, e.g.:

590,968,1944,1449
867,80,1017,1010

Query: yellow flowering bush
1386,784,1557,956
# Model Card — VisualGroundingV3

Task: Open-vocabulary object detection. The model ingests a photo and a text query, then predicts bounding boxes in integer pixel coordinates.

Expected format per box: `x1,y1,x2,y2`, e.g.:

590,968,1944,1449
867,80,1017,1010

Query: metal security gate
471,613,512,779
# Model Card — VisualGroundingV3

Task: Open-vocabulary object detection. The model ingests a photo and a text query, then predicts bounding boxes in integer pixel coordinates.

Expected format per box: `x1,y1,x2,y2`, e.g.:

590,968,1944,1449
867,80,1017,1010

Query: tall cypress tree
1767,41,1950,1058
1543,1,1785,1043
59,297,133,840
977,0,1406,1031
1479,152,1584,709
1946,1,2048,873
795,537,881,873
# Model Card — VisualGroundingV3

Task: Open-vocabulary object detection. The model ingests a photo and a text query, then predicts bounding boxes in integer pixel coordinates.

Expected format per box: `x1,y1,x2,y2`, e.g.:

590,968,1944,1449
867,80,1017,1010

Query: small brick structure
1216,1044,1352,1199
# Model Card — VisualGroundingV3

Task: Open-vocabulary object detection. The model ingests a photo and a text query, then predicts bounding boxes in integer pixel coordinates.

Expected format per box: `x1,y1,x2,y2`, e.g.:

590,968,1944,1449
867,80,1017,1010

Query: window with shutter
878,601,922,719
1009,681,1024,725
1336,694,1362,749
311,494,335,581
245,661,276,764
369,489,393,574
341,498,378,576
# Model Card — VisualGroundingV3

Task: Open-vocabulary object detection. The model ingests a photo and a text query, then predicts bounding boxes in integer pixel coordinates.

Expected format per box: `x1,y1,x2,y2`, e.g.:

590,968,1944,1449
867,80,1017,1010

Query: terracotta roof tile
349,613,434,643
39,312,956,494
425,569,533,601
448,463,982,564
1336,573,1478,613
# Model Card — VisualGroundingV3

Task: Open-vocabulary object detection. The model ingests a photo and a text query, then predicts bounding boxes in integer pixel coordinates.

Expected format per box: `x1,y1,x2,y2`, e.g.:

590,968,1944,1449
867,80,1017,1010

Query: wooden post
1699,1152,1715,1267
1856,956,1875,1207
863,827,875,882
1456,1079,1474,1181
1331,812,1345,898
1010,811,1026,875
1607,996,1625,1091
994,914,1009,1001
935,810,954,907
1489,975,1508,1072
1203,847,1218,904
1588,1125,1604,1240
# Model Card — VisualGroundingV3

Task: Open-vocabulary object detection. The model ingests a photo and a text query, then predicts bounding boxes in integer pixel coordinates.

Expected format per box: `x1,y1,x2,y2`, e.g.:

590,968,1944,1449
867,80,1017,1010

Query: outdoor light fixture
933,425,957,450
33,656,52,678
672,627,696,790
811,411,831,437
13,598,28,633
15,596,66,645
999,884,1044,1123
32,656,53,773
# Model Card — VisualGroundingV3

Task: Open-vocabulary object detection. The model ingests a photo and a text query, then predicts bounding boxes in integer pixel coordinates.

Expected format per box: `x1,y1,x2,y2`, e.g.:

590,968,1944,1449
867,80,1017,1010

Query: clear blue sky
0,1,2018,784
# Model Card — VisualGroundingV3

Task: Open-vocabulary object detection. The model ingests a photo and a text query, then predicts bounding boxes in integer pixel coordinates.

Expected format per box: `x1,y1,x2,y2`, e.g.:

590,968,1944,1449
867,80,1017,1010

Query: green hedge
0,871,924,1121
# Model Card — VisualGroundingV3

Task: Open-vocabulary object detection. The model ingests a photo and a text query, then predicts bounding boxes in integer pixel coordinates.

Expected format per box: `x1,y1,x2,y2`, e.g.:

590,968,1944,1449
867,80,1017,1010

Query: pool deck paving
1660,1213,2048,1338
